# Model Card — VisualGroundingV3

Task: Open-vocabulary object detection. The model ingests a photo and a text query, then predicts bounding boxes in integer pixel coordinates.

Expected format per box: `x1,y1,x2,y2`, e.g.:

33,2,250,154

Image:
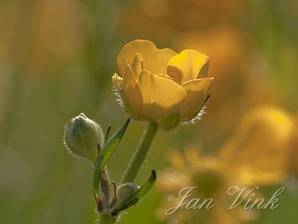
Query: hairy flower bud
64,113,103,162
116,183,140,206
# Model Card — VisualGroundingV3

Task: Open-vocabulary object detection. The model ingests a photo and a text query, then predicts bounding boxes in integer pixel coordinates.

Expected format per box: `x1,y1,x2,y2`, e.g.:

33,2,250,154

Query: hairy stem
120,122,158,183
97,214,117,224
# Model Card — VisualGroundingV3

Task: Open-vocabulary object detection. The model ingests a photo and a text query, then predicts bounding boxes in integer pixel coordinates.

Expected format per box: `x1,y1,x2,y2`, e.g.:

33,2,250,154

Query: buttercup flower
112,39,213,130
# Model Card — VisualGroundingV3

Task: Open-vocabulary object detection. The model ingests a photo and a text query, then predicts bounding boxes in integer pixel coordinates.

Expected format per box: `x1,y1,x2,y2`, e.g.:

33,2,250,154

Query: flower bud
64,113,103,162
116,183,140,206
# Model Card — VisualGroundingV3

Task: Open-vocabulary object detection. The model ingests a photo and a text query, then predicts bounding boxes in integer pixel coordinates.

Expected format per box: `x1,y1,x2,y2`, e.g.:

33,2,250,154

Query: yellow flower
157,149,247,224
112,40,213,130
157,106,293,223
220,105,293,186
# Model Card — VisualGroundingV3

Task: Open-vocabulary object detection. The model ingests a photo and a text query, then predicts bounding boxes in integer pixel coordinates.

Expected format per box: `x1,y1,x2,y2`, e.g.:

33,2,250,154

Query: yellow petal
220,106,294,185
179,78,213,121
112,68,143,119
131,53,143,78
167,49,209,84
138,70,187,130
117,39,176,76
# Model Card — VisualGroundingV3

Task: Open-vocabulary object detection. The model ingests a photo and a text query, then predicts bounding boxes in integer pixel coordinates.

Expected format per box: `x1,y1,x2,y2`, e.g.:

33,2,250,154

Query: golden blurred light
0,1,18,64
174,26,246,76
0,0,86,76
120,0,245,40
27,0,85,75
32,0,85,58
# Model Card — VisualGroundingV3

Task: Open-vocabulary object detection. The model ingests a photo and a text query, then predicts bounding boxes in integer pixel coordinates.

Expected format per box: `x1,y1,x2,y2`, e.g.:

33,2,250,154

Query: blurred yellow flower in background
112,40,213,130
157,149,254,224
157,105,294,223
220,106,293,185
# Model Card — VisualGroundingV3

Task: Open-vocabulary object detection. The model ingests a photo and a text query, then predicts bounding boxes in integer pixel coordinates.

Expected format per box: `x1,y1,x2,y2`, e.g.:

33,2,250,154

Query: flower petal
138,70,187,129
131,53,143,78
117,40,176,76
180,78,213,121
167,49,209,84
112,67,143,119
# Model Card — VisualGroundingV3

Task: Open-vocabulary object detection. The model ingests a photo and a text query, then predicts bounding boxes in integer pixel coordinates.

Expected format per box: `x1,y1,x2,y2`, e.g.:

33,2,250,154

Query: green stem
120,122,158,183
97,214,117,224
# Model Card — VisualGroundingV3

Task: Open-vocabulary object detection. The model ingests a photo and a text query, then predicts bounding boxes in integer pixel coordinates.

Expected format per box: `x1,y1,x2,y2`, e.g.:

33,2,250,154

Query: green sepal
111,170,156,216
111,198,139,216
93,118,130,197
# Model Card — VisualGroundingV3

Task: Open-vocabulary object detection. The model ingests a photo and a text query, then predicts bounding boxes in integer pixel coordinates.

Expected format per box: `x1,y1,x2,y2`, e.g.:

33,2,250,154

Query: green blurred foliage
0,0,297,223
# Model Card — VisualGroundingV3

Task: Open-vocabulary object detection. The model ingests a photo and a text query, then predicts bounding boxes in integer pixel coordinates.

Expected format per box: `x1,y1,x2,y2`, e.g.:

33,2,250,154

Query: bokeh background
0,0,297,223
